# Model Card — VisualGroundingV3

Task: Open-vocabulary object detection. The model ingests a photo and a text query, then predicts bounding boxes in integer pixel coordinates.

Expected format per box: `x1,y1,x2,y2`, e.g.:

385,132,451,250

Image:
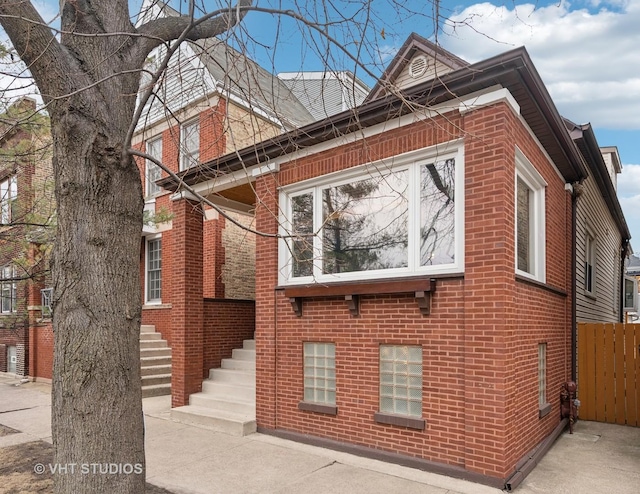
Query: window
515,149,546,282
623,276,638,312
379,345,422,417
303,342,336,405
41,288,53,317
180,119,200,170
585,232,596,295
0,175,17,225
0,265,17,313
146,237,161,303
146,137,162,196
280,144,463,284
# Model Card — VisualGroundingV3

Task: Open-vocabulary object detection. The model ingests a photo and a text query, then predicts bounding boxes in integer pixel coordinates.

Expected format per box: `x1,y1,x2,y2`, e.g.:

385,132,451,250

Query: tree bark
0,1,253,492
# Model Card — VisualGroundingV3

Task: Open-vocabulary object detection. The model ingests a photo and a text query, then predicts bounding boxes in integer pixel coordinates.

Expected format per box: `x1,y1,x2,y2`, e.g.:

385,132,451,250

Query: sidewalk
1,374,639,493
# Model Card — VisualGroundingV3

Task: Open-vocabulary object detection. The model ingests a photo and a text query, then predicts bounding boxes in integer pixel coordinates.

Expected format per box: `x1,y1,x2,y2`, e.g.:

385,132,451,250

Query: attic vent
409,56,427,78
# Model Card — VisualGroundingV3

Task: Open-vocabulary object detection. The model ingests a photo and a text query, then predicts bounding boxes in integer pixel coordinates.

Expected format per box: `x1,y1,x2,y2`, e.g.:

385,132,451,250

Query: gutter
571,184,580,381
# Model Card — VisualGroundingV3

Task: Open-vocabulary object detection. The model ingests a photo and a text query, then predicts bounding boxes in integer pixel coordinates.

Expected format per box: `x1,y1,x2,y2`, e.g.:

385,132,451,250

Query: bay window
280,143,464,284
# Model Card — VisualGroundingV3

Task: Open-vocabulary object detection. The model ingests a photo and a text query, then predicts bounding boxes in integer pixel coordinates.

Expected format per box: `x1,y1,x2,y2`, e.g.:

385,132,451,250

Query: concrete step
140,347,171,358
142,373,171,387
171,405,256,436
141,355,172,367
243,339,255,351
221,357,255,371
208,368,255,385
140,339,168,350
141,325,156,333
142,383,171,398
140,332,162,341
141,364,172,376
232,348,255,361
189,393,255,415
201,381,255,402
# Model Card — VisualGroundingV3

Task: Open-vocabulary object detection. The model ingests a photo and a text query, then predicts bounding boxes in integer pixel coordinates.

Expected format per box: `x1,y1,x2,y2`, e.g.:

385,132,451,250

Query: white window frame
303,342,336,405
379,345,423,417
145,137,163,197
0,265,17,313
623,276,638,312
585,229,596,296
515,148,546,283
145,235,162,304
180,118,200,171
0,175,17,225
278,142,465,285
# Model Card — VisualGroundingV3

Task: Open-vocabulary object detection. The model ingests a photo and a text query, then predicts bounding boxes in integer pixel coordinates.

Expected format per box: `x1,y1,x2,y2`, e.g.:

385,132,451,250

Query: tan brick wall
222,212,256,300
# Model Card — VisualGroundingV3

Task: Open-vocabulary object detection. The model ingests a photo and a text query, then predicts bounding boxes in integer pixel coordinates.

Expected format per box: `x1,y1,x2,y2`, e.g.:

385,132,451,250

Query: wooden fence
577,323,639,426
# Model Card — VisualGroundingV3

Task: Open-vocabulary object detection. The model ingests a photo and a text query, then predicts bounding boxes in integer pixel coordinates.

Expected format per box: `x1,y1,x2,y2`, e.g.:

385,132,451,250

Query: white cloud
440,1,640,128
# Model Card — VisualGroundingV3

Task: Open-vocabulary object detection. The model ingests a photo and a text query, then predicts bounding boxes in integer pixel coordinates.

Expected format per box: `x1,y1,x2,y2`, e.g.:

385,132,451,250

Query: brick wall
28,322,53,380
254,102,573,484
202,298,255,375
222,212,256,300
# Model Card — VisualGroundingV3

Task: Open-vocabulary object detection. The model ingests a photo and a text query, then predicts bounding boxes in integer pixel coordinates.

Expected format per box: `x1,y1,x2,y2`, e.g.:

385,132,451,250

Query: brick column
171,194,204,407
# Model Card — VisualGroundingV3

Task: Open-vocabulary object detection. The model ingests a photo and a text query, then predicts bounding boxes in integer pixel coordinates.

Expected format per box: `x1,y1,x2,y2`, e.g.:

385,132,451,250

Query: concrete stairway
171,339,256,436
140,324,172,398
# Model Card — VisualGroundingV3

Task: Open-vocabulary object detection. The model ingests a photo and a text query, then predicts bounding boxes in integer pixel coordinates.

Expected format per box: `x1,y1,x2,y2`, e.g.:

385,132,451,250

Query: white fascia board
190,166,256,197
459,86,520,116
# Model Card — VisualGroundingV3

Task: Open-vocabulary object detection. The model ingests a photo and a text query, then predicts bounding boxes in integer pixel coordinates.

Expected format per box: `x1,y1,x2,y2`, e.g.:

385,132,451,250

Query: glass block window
380,345,422,417
538,343,547,407
146,238,161,302
303,342,336,405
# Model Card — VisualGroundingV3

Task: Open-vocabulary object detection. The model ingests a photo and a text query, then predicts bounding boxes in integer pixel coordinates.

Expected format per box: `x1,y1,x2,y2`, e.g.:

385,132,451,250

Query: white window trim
278,141,465,285
0,265,17,314
515,147,546,283
0,175,17,225
623,276,638,312
145,235,162,304
145,136,163,197
180,118,200,171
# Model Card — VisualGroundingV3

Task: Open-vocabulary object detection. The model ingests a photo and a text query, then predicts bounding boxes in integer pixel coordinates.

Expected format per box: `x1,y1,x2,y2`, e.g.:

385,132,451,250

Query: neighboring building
0,98,54,378
277,71,369,120
565,122,631,323
158,33,604,489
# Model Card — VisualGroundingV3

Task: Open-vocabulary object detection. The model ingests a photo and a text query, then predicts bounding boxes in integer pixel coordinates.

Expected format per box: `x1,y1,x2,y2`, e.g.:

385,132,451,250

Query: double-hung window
180,119,200,170
280,143,464,284
0,265,17,313
146,237,162,303
515,149,546,282
146,137,163,197
0,176,17,225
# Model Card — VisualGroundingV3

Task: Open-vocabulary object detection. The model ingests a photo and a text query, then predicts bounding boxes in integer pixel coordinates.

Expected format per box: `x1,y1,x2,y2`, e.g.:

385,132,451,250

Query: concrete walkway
1,374,639,493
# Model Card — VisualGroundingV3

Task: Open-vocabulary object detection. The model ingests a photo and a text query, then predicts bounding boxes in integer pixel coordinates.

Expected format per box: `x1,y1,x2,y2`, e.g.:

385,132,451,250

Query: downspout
620,238,630,323
570,182,582,382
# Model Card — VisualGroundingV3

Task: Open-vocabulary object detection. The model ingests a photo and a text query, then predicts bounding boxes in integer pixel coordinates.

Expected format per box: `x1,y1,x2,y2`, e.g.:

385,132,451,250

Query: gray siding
575,174,623,322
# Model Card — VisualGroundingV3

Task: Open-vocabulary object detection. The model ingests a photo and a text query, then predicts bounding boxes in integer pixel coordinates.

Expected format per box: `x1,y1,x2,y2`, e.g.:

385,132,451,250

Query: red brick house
0,98,54,379
159,35,596,489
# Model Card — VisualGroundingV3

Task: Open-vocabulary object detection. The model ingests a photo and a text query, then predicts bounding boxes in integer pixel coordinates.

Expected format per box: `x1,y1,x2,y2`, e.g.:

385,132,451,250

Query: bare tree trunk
50,109,146,492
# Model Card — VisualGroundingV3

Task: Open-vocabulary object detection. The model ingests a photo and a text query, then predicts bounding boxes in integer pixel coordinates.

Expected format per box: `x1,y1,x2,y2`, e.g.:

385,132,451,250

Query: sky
5,0,640,247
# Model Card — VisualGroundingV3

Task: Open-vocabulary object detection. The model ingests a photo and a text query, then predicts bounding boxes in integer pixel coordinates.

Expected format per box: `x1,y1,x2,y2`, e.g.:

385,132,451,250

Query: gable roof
565,118,630,241
365,33,469,103
159,43,587,191
136,0,314,130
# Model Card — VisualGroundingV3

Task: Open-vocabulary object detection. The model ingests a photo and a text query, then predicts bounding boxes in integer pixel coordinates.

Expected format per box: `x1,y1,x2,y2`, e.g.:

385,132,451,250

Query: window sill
583,290,596,301
298,401,337,416
142,303,172,310
282,276,445,317
539,403,552,419
374,412,425,430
